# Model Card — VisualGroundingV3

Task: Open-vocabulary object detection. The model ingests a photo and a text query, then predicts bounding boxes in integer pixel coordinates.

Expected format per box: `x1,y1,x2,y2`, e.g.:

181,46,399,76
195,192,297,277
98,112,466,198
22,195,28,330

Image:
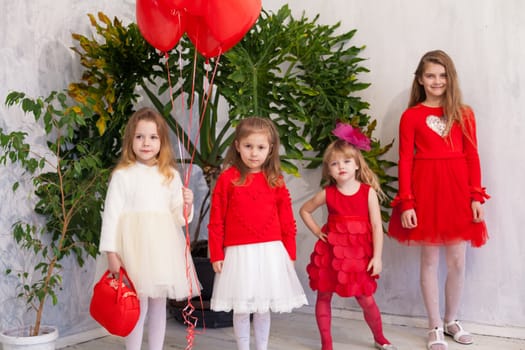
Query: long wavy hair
409,50,472,139
322,139,385,201
115,107,177,182
223,117,282,187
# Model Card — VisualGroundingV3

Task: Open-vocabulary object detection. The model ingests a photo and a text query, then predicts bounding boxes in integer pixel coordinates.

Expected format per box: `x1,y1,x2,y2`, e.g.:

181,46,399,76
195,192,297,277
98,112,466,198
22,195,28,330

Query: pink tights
315,292,390,349
315,292,333,350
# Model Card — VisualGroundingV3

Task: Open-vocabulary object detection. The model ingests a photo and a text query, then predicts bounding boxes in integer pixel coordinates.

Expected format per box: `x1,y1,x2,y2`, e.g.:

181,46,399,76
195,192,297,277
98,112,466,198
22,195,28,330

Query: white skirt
211,241,308,314
118,213,201,300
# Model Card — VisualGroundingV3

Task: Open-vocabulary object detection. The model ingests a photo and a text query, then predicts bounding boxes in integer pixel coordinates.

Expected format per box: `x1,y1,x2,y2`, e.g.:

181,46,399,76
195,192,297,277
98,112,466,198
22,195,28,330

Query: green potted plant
0,91,108,349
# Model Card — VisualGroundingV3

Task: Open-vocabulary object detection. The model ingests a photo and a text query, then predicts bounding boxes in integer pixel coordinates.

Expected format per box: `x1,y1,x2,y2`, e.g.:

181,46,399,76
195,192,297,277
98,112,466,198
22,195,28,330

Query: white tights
125,297,167,350
420,243,466,329
233,312,271,350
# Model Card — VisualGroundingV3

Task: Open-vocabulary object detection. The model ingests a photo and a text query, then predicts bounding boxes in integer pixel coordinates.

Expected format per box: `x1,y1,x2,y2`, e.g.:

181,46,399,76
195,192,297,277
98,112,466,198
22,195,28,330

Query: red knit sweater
208,166,297,262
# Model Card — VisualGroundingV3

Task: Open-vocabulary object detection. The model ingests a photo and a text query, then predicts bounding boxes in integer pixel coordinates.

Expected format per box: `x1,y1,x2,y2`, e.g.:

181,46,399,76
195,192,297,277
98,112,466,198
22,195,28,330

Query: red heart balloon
136,0,186,52
206,0,261,43
157,0,179,14
186,14,238,58
169,0,207,16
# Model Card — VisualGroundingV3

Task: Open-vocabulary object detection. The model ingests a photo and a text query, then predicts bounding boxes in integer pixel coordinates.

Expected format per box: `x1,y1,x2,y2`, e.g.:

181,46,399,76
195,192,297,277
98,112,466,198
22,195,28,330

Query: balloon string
163,46,222,350
188,53,221,182
162,49,206,350
182,206,205,350
176,46,188,177
181,53,202,350
165,51,187,177
180,53,222,350
184,49,199,185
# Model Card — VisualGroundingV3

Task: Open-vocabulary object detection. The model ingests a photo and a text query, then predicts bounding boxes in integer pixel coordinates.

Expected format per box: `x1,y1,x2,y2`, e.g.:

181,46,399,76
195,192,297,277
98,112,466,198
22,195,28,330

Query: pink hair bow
332,122,371,151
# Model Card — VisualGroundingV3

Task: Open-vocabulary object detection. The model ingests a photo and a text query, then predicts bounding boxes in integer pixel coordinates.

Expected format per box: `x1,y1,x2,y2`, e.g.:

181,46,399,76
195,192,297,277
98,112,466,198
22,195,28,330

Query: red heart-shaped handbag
90,267,140,337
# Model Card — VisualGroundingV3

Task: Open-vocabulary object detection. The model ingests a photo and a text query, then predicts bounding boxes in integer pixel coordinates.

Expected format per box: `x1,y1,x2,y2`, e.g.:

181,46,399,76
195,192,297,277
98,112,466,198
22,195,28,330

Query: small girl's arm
208,173,228,263
367,188,383,276
100,170,125,276
276,183,297,261
107,252,123,275
299,190,327,242
212,260,224,273
170,172,194,225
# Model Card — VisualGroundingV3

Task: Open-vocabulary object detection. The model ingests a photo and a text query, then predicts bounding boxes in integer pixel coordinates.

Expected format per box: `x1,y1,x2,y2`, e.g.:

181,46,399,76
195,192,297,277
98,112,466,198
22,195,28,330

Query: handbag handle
119,267,137,298
102,267,138,301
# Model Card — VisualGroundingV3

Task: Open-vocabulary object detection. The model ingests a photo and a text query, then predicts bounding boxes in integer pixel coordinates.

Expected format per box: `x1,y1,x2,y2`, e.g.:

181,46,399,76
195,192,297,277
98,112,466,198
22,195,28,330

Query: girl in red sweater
300,126,396,350
208,117,307,350
388,50,489,350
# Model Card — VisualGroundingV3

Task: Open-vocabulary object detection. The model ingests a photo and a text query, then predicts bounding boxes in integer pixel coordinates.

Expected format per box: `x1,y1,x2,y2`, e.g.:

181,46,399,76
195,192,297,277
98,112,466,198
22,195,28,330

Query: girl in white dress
99,107,200,350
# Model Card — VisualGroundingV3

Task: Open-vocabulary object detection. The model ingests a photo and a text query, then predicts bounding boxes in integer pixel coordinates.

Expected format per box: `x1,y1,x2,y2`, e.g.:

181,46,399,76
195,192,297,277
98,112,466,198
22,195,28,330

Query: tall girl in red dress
388,50,489,350
300,125,397,350
208,117,307,350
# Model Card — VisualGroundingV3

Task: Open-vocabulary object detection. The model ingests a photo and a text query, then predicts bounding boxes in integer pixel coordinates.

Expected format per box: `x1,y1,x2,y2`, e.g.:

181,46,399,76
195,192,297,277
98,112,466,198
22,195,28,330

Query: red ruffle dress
388,104,489,247
306,184,377,297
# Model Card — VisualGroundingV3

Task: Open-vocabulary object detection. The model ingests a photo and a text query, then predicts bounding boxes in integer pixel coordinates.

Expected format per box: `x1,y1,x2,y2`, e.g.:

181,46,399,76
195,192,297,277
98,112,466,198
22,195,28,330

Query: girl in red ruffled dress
388,50,489,350
300,124,396,350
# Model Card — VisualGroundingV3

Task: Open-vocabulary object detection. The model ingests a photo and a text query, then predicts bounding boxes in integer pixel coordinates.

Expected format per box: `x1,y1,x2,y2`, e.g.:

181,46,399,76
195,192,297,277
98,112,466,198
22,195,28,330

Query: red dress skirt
306,184,377,297
389,153,488,247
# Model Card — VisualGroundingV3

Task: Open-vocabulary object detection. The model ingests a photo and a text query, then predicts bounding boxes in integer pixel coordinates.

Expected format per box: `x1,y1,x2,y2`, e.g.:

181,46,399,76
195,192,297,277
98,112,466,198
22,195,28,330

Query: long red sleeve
462,108,489,203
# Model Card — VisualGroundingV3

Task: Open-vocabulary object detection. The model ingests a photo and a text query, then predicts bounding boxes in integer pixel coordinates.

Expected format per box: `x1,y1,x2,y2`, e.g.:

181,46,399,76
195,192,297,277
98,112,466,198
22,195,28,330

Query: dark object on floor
170,300,233,328
168,256,233,328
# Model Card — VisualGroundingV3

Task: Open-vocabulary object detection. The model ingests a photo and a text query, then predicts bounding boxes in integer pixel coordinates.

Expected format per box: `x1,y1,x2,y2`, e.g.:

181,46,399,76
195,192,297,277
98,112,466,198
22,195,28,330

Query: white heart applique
426,115,446,137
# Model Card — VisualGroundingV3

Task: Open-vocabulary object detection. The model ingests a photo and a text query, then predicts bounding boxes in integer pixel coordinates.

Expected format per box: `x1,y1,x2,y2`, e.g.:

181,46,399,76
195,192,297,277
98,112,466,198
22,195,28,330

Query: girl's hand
401,209,418,229
367,256,383,276
182,187,194,207
316,231,328,242
182,187,194,215
212,260,224,273
107,252,122,276
471,201,484,222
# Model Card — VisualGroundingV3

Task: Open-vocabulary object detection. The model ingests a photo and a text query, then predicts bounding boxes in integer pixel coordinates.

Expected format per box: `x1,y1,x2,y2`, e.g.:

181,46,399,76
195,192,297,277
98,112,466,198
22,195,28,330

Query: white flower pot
0,325,58,350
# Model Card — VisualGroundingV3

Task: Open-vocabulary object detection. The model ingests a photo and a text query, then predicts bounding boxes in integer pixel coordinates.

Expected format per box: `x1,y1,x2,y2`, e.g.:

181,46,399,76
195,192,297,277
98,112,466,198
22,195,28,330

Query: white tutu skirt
211,241,308,314
117,212,201,300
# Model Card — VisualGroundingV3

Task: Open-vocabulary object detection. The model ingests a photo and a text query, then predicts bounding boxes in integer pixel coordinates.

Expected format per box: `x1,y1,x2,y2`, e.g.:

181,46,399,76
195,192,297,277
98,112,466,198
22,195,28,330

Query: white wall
1,0,523,338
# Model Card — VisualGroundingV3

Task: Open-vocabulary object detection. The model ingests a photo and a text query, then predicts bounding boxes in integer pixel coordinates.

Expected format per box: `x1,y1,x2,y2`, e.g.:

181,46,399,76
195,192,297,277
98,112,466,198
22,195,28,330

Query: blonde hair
223,117,282,187
115,107,176,182
409,49,472,139
322,139,385,201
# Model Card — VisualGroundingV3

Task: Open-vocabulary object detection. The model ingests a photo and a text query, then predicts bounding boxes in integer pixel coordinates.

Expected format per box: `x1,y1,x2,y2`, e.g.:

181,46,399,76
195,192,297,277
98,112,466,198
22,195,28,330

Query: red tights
315,292,390,349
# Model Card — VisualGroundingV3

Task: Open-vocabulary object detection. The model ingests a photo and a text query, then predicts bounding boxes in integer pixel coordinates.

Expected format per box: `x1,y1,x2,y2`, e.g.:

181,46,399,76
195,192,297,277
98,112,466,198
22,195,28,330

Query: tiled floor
61,310,525,350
